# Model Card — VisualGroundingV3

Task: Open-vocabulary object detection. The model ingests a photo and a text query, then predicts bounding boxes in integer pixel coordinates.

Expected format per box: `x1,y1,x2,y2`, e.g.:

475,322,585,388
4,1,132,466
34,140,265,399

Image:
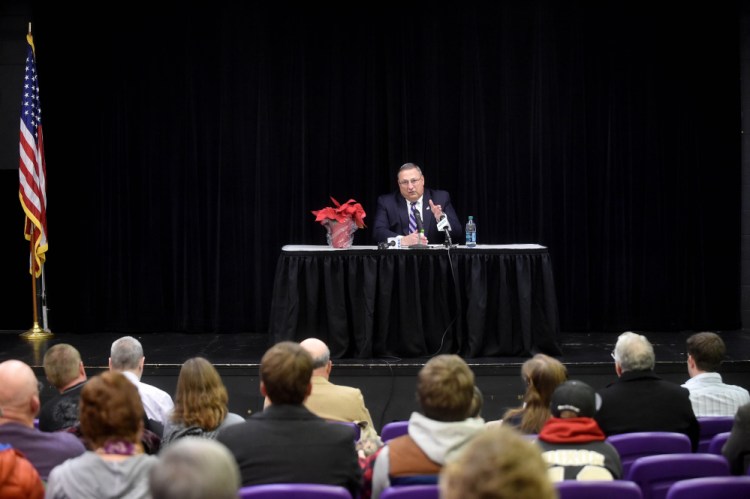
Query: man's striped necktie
408,202,418,234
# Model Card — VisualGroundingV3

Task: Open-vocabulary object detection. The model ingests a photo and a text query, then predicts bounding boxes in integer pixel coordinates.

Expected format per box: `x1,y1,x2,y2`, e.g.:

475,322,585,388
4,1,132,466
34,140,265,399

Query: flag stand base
20,322,53,340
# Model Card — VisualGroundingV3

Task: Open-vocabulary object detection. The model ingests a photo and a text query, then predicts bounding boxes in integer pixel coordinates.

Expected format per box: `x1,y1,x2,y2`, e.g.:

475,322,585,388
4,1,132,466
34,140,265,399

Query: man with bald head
300,338,377,438
0,360,85,479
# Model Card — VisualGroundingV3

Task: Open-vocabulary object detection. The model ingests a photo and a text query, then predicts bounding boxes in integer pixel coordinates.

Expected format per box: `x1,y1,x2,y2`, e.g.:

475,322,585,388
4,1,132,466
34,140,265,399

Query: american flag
18,33,48,277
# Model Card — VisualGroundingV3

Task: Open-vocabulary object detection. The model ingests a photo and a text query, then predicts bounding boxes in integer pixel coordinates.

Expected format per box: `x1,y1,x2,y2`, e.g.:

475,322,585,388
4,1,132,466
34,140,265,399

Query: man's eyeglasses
398,177,423,186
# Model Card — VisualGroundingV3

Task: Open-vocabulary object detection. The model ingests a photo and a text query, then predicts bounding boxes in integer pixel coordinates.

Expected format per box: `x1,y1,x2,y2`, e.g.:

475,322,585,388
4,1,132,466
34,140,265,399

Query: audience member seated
217,342,361,495
369,355,485,499
298,338,378,439
537,380,622,481
469,386,483,419
595,331,700,450
495,354,567,433
39,343,88,432
0,360,85,480
681,332,750,417
45,371,159,499
109,336,174,427
0,444,44,499
722,401,750,474
439,425,556,499
150,437,240,499
161,357,244,448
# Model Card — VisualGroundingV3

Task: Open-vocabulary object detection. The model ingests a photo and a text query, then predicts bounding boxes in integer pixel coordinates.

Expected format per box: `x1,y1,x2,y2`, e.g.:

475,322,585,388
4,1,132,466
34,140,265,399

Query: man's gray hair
398,162,423,177
613,331,655,372
110,336,144,370
149,437,240,499
310,348,330,370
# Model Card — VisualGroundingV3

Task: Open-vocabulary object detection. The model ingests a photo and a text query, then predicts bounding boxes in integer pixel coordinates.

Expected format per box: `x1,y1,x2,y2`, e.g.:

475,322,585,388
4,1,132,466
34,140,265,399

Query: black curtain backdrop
13,1,739,335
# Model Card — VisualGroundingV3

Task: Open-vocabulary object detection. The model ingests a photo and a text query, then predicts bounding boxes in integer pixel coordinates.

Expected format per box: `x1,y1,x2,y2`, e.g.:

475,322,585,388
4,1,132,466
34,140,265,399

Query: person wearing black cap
536,380,623,481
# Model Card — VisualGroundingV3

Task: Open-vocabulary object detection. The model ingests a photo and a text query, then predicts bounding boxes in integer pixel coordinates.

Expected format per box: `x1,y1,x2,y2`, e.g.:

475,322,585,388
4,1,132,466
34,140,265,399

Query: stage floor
4,329,750,369
4,329,750,430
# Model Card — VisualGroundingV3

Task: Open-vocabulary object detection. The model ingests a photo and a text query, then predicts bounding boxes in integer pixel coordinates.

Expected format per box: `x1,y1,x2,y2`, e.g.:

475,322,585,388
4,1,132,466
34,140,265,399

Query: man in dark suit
722,402,750,474
594,332,700,450
217,342,361,495
373,163,462,246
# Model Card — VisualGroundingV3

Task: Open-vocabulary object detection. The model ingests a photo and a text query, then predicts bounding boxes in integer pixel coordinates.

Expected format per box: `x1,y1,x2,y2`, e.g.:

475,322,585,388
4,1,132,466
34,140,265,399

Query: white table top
282,244,547,251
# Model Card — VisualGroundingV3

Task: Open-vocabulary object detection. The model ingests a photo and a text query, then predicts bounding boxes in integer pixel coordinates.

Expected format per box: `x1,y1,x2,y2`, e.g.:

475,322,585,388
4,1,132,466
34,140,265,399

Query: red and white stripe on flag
18,32,48,277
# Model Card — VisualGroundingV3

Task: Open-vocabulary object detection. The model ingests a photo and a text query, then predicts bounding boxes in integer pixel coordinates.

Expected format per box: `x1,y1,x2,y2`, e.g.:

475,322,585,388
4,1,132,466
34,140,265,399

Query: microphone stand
437,214,456,247
411,209,429,249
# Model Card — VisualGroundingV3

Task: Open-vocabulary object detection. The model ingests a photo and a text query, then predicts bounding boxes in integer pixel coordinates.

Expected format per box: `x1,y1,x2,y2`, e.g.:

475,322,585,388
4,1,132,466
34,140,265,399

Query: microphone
412,209,428,248
436,214,453,246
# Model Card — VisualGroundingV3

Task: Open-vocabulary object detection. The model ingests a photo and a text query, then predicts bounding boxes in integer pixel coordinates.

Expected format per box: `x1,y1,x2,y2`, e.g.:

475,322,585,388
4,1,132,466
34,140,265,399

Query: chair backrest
237,483,351,499
380,484,439,499
707,431,731,455
381,421,409,442
555,480,643,499
330,420,360,441
390,475,438,486
665,476,750,499
626,453,730,499
606,432,692,477
697,417,734,453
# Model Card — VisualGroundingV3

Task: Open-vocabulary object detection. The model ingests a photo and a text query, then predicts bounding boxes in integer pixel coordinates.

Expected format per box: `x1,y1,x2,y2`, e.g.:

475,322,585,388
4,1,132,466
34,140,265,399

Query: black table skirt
269,246,562,359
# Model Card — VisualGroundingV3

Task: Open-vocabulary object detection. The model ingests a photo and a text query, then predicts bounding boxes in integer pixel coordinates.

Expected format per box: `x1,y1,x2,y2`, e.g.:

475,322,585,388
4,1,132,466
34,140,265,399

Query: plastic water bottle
465,216,476,247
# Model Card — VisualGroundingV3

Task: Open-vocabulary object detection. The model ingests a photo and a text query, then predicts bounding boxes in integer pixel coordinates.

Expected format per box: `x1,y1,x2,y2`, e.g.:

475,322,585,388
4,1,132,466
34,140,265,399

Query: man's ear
615,362,623,377
260,381,268,398
305,382,313,399
687,354,696,370
30,394,40,417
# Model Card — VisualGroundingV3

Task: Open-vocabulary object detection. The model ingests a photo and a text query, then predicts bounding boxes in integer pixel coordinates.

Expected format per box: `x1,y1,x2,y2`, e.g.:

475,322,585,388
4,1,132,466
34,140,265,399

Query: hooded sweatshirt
371,412,485,499
537,417,622,481
44,451,158,499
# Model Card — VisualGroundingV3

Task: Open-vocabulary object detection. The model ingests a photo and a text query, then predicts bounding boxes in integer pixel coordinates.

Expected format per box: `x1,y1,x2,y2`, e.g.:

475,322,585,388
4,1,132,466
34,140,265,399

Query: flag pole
19,22,52,340
41,265,50,332
21,227,52,340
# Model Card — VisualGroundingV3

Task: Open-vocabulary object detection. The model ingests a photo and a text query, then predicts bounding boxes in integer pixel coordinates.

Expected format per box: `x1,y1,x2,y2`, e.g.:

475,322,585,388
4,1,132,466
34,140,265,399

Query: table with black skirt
269,244,562,359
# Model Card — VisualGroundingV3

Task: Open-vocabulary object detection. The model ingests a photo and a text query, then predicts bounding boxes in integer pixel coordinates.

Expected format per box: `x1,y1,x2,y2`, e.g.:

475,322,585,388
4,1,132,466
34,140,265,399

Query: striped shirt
682,372,750,417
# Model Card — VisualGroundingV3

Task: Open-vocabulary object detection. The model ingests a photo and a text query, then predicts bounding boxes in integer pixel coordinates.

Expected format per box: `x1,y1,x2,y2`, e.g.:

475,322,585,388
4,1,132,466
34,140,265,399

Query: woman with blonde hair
440,425,556,499
161,357,244,447
498,354,567,433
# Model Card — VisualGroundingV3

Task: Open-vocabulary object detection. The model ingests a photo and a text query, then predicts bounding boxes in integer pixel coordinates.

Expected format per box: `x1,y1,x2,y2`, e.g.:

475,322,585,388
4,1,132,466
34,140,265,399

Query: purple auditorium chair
606,432,692,477
555,480,643,499
666,476,750,499
237,483,351,499
380,485,439,499
330,421,360,441
381,421,409,442
626,453,730,499
697,416,734,453
707,431,731,456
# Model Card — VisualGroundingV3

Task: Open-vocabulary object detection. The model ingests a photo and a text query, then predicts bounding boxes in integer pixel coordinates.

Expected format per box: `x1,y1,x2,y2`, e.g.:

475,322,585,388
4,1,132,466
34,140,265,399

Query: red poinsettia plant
312,197,367,228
